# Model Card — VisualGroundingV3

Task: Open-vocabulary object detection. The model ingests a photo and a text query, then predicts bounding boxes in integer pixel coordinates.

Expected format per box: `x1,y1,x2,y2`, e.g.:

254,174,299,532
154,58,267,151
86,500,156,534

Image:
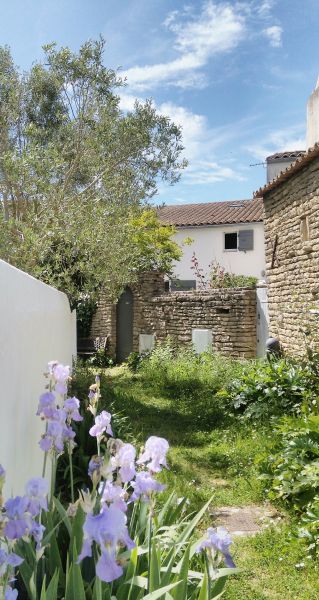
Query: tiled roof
266,150,306,161
254,143,319,198
158,198,263,227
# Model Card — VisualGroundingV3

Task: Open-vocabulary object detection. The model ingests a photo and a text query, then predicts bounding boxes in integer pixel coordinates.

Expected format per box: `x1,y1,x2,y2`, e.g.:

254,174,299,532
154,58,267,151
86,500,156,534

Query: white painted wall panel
172,222,266,282
0,260,76,495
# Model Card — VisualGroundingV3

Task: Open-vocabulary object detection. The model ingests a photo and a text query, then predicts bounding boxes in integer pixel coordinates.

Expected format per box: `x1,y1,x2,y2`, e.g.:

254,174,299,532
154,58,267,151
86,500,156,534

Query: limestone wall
92,273,257,359
263,155,319,354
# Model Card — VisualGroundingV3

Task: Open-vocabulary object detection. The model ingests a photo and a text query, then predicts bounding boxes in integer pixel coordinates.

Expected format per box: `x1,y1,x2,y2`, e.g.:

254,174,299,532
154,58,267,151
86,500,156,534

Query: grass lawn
102,365,319,600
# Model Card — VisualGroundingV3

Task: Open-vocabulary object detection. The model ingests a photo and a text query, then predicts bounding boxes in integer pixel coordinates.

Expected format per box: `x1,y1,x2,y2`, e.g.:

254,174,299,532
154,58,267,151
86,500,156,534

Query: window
170,279,196,291
224,229,254,251
300,216,310,241
224,232,238,250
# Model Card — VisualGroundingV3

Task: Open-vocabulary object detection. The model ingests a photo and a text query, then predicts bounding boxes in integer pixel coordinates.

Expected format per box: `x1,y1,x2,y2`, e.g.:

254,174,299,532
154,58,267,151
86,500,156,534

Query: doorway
116,287,134,362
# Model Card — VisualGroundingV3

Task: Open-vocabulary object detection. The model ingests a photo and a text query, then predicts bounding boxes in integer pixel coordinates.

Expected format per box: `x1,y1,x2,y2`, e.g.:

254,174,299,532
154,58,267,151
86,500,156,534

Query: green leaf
149,539,161,592
65,546,86,600
142,581,181,600
53,496,72,535
198,572,208,600
171,544,190,600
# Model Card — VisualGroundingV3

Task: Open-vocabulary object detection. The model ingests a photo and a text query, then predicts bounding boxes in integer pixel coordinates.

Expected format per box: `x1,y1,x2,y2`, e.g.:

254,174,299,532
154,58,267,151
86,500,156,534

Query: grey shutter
238,229,254,251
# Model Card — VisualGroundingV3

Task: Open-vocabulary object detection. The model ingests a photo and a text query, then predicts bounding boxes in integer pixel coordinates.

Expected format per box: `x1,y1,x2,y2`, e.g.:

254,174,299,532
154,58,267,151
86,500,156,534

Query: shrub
258,415,319,554
0,361,238,598
208,262,257,289
139,341,243,423
222,357,319,420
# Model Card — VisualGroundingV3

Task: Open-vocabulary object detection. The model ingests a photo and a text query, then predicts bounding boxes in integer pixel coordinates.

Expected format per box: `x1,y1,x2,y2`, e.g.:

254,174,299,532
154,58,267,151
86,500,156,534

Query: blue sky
1,0,319,204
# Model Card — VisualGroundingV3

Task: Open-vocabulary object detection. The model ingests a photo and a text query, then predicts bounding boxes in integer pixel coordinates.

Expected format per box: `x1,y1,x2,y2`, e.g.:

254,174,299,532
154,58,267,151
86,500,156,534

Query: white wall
0,260,76,495
172,221,266,282
307,81,319,149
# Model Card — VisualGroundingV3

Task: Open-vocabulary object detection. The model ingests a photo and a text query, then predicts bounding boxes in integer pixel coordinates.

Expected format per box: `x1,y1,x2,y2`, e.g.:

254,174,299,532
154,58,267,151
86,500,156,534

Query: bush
209,262,257,289
222,357,319,420
258,415,319,554
138,341,243,423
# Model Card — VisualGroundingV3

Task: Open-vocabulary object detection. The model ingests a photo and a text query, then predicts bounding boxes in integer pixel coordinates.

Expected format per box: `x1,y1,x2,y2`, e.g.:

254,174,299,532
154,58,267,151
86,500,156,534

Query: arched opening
116,287,134,362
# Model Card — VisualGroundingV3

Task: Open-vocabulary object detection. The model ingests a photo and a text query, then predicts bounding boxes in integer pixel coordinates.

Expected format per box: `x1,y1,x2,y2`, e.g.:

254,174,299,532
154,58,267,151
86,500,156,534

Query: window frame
224,231,238,252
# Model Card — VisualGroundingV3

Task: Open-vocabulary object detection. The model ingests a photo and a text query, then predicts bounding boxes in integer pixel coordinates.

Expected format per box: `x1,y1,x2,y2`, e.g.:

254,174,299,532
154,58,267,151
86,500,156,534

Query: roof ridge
254,143,319,198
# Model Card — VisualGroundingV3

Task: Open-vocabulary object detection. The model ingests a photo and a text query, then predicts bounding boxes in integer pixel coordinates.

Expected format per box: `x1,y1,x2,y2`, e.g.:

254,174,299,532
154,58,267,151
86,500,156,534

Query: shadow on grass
103,368,233,443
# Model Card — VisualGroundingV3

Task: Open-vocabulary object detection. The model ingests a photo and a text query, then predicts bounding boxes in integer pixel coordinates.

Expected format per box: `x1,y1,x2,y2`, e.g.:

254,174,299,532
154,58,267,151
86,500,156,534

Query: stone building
91,271,257,361
254,144,319,354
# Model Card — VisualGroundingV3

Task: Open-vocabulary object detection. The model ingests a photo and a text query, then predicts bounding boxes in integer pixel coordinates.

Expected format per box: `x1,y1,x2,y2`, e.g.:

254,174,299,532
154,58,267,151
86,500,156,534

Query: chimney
306,77,319,149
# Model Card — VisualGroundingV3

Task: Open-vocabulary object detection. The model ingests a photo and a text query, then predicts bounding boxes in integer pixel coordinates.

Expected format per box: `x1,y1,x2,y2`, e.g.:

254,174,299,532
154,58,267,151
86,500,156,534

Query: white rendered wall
307,81,319,149
171,222,266,282
0,260,76,495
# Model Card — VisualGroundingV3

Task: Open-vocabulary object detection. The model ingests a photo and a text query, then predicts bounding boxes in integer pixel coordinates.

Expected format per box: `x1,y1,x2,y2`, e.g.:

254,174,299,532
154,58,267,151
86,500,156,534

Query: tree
0,39,186,307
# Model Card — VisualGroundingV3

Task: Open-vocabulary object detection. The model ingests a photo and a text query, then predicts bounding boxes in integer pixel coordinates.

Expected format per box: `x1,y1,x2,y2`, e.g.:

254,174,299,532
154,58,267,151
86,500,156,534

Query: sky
1,0,319,205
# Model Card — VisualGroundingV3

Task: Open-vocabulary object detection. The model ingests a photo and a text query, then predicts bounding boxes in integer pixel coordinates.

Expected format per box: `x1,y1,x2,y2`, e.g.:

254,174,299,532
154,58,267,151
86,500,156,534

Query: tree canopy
0,39,186,307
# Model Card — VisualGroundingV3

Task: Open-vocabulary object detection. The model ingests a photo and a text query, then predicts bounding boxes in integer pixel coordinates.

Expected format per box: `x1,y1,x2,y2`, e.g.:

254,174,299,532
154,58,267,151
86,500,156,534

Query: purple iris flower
130,471,165,503
39,420,64,453
36,392,58,420
0,464,5,479
196,527,236,568
88,455,104,480
100,481,127,512
89,411,113,438
0,549,23,577
4,496,31,539
111,443,136,483
25,477,48,516
137,436,169,473
64,397,83,422
51,363,70,395
78,505,135,582
30,521,46,549
5,586,18,600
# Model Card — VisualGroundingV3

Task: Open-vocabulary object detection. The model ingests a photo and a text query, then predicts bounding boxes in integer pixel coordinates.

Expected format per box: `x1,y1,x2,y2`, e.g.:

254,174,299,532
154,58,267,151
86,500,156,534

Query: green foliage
222,357,319,420
0,40,186,306
259,416,319,509
88,348,114,369
15,494,234,599
208,262,257,289
138,341,243,423
76,298,97,338
127,351,151,373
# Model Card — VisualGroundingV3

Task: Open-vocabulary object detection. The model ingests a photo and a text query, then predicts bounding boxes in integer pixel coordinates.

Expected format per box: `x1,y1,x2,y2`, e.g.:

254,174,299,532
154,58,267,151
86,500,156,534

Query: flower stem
50,454,57,507
204,550,212,598
147,499,153,594
68,443,74,504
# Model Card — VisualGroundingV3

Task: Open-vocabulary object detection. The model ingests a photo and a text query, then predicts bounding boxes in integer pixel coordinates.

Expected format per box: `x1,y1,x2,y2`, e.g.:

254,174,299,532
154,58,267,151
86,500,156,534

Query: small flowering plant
0,362,238,599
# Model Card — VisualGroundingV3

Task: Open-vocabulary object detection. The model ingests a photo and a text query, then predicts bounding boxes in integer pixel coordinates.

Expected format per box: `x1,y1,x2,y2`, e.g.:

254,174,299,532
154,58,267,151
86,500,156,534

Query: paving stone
210,505,282,537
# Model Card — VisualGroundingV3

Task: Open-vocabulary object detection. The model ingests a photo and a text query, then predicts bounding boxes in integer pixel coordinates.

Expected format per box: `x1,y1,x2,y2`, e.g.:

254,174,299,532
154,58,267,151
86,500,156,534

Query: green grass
93,365,319,599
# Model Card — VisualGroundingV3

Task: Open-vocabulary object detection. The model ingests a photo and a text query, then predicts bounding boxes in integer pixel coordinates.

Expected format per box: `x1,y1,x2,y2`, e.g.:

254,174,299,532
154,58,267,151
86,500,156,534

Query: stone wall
263,155,319,355
91,272,257,359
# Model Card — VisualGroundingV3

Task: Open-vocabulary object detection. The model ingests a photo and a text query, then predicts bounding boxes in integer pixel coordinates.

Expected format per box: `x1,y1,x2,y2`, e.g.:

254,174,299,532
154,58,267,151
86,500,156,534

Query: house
254,78,319,355
158,198,266,289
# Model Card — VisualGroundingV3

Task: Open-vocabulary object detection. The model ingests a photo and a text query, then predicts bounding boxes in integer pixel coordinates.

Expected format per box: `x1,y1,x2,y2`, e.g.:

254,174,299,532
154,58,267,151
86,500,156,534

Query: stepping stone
210,505,281,536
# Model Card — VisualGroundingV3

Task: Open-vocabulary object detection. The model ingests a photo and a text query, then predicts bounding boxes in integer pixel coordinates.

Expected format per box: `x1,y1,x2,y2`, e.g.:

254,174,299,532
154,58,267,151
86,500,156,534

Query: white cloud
119,92,249,185
263,25,283,47
245,124,305,161
122,1,283,91
123,1,246,90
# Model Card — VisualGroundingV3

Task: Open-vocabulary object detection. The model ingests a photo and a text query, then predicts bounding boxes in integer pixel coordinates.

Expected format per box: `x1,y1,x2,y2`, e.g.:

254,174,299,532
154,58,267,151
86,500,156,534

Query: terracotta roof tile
158,198,263,227
254,143,319,198
266,150,306,161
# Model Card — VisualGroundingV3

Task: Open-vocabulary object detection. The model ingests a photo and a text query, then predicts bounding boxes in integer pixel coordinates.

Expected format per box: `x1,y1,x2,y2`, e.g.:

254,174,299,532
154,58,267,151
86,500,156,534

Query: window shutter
238,229,254,251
